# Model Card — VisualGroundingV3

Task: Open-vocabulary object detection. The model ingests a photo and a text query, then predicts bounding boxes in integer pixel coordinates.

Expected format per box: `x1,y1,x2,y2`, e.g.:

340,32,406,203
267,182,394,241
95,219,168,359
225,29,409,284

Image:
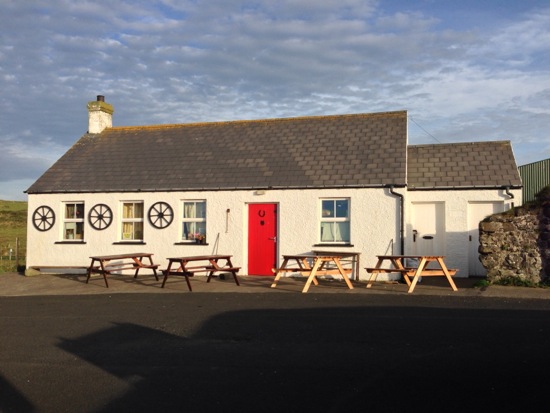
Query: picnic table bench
86,253,159,288
271,253,355,293
365,255,458,293
162,255,240,291
312,250,361,280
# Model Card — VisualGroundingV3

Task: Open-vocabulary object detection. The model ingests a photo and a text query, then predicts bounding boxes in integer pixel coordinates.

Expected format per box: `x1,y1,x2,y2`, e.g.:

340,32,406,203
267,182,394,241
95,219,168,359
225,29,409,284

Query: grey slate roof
407,141,522,189
26,111,408,194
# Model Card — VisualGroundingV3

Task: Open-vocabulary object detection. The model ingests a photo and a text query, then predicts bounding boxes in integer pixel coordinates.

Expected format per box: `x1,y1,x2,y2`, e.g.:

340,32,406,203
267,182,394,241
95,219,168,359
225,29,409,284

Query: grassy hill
0,200,27,272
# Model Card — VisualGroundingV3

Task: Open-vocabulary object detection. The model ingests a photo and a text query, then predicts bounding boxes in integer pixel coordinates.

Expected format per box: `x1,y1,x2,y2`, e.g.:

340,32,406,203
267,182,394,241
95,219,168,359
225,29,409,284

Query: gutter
408,185,522,191
388,185,404,255
25,183,401,195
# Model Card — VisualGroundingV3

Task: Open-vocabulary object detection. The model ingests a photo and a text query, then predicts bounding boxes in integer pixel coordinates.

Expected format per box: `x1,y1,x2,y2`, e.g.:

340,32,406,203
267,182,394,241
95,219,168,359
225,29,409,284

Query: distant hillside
0,200,27,272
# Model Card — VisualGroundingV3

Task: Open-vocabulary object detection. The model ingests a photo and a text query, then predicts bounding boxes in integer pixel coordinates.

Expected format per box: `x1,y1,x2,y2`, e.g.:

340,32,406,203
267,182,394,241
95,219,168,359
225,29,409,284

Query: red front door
248,203,278,275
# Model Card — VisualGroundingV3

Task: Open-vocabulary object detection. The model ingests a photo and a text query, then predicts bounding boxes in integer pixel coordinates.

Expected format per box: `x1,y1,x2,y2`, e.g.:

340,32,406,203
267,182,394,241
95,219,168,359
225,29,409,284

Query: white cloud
481,8,550,65
0,0,549,200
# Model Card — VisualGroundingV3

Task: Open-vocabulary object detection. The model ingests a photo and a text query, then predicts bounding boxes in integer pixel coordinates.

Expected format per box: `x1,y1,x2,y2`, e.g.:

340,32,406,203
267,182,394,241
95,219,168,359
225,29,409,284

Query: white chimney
87,95,113,134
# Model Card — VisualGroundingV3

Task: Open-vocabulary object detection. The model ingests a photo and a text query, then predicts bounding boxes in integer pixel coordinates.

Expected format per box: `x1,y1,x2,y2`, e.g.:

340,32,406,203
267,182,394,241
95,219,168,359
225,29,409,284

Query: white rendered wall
26,187,401,279
27,187,520,279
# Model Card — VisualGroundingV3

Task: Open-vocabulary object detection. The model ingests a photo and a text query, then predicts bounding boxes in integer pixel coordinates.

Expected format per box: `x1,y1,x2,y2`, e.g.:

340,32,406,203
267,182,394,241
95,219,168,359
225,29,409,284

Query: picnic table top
283,252,359,259
89,253,153,260
376,255,446,259
166,254,233,261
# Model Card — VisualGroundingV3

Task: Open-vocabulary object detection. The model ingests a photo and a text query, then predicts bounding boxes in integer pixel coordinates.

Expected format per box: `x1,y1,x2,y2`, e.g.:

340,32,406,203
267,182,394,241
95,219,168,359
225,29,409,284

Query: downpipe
389,185,404,255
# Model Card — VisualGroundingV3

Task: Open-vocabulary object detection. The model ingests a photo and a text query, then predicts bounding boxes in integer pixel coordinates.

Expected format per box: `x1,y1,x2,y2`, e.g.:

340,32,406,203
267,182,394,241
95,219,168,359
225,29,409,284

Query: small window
182,201,206,242
121,202,144,240
63,202,84,240
320,199,350,243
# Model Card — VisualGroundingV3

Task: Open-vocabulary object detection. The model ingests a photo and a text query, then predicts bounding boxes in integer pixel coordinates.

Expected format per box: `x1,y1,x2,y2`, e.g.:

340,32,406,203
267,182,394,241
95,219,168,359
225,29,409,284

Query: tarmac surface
1,271,550,412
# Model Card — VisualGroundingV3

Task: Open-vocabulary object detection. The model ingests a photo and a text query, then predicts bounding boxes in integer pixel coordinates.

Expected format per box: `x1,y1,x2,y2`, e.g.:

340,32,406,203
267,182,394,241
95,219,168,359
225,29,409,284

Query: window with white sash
121,201,144,241
63,202,84,240
182,200,206,242
320,198,350,243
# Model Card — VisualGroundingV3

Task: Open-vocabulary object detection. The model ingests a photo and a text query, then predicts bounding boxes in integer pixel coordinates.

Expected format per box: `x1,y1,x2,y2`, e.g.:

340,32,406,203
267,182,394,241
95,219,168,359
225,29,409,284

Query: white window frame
181,200,207,242
319,198,350,243
121,201,144,241
63,201,85,240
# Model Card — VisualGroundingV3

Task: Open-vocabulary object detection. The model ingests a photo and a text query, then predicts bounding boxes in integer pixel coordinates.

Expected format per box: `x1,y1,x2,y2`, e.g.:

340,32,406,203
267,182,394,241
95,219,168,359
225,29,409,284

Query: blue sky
1,0,549,201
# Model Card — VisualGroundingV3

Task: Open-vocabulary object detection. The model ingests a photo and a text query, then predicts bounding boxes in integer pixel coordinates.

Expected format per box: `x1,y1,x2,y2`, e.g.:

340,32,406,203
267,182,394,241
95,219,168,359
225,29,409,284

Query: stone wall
479,186,550,284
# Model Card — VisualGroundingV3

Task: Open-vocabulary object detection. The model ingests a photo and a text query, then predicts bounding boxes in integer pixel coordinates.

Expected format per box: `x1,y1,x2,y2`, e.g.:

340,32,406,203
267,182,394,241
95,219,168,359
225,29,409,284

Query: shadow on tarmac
2,294,550,413
44,305,549,412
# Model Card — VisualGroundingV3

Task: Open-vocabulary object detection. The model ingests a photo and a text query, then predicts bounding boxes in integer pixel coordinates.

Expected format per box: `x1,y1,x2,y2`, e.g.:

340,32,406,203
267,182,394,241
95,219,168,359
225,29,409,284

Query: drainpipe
389,186,404,255
504,186,515,209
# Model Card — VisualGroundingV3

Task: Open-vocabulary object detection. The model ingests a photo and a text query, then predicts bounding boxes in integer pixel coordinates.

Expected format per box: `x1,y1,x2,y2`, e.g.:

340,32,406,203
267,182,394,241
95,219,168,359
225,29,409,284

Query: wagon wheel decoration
88,203,113,230
148,202,174,229
32,205,55,231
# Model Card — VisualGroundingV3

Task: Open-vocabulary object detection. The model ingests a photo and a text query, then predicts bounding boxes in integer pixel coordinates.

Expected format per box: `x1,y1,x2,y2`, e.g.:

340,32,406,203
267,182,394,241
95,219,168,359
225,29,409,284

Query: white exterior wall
27,188,401,279
27,186,521,279
403,188,522,277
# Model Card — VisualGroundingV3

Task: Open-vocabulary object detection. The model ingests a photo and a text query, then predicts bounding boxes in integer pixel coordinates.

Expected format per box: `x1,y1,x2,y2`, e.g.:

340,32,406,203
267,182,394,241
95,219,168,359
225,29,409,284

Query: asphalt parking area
1,277,550,412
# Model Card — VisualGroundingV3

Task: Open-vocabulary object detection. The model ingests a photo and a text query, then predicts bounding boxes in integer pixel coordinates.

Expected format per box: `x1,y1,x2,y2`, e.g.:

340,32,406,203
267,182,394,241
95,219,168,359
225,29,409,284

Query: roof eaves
26,183,406,195
407,184,523,191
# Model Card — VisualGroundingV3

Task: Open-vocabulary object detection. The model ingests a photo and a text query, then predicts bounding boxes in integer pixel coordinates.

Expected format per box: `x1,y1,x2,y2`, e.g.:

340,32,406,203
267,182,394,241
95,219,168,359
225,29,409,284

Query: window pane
65,223,76,239
184,202,196,218
183,222,191,240
123,203,133,218
334,222,350,242
322,200,334,218
134,203,144,218
134,222,143,240
75,222,84,239
196,222,206,236
196,202,206,219
123,222,134,239
336,200,348,218
66,204,75,218
76,203,84,218
320,222,334,242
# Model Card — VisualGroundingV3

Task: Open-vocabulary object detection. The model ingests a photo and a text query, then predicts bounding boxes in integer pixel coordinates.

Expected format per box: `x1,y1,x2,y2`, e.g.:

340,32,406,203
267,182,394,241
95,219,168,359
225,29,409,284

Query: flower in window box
194,233,206,244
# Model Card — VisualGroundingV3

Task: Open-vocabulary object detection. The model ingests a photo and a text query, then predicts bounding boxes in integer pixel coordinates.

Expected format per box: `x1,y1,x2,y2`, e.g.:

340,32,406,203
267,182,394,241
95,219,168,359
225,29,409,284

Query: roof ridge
108,110,408,131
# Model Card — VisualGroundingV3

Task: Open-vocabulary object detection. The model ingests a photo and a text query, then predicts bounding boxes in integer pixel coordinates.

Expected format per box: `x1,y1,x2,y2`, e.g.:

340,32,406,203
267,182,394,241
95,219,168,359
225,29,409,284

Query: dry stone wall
479,187,550,284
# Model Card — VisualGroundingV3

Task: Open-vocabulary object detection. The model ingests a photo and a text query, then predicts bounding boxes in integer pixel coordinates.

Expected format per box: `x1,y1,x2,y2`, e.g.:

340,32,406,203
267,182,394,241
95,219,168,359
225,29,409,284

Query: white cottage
25,96,522,279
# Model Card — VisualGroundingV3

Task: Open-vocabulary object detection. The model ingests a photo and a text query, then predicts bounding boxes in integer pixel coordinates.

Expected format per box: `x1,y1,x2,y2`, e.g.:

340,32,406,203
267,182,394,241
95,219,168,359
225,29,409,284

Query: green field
0,200,27,272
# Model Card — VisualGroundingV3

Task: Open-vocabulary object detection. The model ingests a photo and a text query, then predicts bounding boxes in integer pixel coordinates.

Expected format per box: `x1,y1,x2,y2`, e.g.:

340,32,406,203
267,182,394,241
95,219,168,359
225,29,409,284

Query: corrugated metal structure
519,158,550,204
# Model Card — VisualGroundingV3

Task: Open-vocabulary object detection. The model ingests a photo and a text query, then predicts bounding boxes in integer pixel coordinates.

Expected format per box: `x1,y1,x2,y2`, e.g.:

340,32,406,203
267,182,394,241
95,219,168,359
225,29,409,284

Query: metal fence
0,237,26,273
518,158,550,204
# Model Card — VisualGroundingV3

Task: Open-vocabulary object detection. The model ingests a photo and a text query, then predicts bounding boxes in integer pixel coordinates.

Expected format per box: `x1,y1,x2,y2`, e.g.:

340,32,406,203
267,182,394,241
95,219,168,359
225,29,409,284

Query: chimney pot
97,95,105,102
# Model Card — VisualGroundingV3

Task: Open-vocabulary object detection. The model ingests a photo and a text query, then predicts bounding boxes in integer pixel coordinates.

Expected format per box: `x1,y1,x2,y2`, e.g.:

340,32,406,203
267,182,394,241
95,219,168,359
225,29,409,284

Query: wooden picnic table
312,250,361,280
161,255,240,291
271,253,355,293
365,255,458,293
86,252,159,288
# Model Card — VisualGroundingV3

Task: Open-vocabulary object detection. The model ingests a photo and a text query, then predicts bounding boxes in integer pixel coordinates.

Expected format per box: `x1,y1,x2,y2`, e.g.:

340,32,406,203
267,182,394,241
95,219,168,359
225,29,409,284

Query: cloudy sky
1,0,549,201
